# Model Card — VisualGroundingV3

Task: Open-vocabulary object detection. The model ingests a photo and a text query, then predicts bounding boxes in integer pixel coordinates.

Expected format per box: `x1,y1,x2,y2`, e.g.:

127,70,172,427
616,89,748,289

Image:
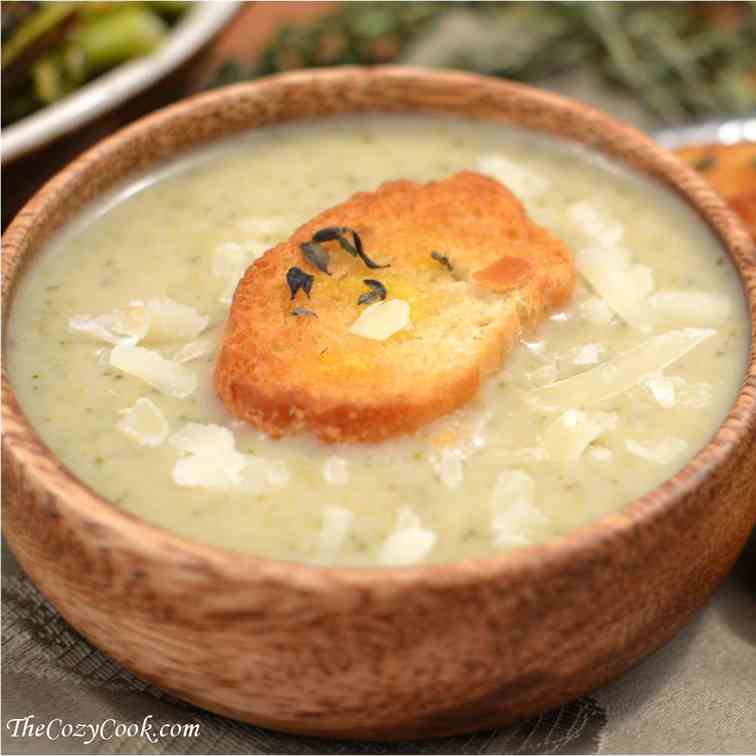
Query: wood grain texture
2,68,756,740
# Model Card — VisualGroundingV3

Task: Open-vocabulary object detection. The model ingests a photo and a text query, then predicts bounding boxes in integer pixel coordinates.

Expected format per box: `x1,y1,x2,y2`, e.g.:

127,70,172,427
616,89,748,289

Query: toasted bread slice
676,142,756,239
215,171,575,442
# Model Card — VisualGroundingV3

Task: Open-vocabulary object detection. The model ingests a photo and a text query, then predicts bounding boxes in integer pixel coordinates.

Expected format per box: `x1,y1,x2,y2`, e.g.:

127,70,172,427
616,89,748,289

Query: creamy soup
6,116,749,565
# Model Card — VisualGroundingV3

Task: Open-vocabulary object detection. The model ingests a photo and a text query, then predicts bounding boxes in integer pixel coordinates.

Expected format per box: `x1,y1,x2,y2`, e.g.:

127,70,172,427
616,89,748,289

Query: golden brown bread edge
215,171,575,442
675,142,756,239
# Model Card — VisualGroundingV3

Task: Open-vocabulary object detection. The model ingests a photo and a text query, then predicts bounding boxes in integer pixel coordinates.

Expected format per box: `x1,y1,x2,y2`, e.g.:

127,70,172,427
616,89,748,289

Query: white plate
1,1,240,164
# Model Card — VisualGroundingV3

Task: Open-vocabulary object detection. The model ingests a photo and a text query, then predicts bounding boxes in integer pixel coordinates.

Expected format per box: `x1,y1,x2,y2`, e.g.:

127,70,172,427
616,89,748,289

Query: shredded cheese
379,508,436,566
70,299,208,346
139,299,208,343
116,398,169,447
643,373,677,409
525,328,716,412
543,409,618,462
323,456,349,486
110,344,197,398
575,246,655,331
489,470,549,547
212,240,268,304
650,291,731,326
169,422,290,493
172,337,213,363
569,200,624,246
318,506,355,561
349,299,411,341
477,154,551,200
626,438,689,465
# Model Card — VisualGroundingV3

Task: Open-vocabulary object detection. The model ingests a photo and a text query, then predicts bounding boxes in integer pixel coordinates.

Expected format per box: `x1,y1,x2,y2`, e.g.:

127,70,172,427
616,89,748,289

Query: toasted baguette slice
676,142,756,239
215,171,575,442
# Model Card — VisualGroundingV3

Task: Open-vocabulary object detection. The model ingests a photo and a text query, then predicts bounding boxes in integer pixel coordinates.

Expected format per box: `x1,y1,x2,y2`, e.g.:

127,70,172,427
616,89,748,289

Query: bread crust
215,171,575,442
676,142,756,239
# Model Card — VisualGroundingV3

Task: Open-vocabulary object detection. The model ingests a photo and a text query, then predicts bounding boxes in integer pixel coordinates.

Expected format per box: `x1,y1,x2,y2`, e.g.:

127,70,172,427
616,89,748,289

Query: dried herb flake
357,279,387,306
292,306,318,317
300,241,332,275
431,250,453,271
693,154,717,172
286,266,314,300
312,226,389,269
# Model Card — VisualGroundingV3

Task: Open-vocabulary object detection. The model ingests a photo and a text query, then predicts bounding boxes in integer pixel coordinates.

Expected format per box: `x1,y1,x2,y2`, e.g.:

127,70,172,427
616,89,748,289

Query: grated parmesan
318,506,355,561
169,422,290,493
110,344,197,398
240,455,290,493
349,299,411,341
575,246,655,331
170,422,236,455
578,296,616,326
265,459,291,488
170,424,246,489
432,448,465,488
673,378,714,409
543,409,618,462
489,470,549,547
571,343,604,366
496,447,548,465
379,508,436,566
323,456,349,486
643,373,677,409
526,362,560,387
477,154,551,201
650,290,731,327
626,438,689,465
525,328,716,412
116,398,169,447
212,240,268,304
69,310,147,345
138,299,208,343
173,451,246,490
70,299,208,346
171,337,213,363
588,445,613,463
569,200,624,246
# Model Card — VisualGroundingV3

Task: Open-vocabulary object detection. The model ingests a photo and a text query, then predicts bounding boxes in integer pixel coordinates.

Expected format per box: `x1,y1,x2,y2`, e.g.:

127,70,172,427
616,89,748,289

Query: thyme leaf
300,241,332,275
312,226,390,269
292,306,318,317
693,154,718,172
357,278,387,306
286,267,314,300
312,226,347,243
431,250,453,271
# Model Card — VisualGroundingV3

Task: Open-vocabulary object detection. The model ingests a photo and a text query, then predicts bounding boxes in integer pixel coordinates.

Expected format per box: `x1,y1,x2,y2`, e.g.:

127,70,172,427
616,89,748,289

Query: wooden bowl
3,67,756,740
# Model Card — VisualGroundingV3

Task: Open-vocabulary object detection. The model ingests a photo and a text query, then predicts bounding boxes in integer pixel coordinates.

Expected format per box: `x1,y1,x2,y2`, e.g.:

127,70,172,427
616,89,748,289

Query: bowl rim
2,65,755,589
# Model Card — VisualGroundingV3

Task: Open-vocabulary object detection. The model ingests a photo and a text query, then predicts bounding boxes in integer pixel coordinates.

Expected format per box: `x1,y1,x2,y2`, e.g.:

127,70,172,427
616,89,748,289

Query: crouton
215,171,575,442
676,142,756,239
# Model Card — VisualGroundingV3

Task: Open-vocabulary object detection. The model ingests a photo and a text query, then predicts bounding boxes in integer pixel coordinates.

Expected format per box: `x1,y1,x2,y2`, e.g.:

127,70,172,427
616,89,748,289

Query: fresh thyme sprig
209,2,756,124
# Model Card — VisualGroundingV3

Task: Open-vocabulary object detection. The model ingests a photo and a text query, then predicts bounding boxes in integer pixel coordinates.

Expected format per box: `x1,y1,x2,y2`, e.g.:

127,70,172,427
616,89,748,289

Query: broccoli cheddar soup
6,116,749,566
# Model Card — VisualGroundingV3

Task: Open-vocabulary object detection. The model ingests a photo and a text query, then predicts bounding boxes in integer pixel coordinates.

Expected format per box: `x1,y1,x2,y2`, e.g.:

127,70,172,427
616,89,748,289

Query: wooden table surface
2,1,333,228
